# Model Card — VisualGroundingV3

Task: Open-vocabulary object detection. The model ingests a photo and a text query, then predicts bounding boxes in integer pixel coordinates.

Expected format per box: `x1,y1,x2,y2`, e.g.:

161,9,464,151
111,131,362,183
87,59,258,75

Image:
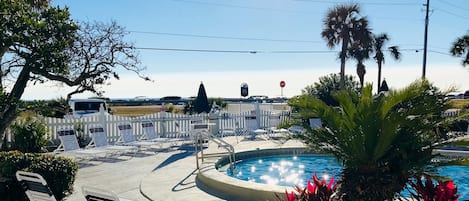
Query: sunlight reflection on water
226,155,468,200
228,155,341,188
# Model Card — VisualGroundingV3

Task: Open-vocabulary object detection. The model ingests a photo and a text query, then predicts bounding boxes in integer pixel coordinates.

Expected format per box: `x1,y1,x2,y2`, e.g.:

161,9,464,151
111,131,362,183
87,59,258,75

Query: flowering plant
409,175,458,201
281,173,336,201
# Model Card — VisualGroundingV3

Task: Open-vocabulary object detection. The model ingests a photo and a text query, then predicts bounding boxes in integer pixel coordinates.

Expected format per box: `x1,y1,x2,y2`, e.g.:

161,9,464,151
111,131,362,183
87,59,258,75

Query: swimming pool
227,154,468,200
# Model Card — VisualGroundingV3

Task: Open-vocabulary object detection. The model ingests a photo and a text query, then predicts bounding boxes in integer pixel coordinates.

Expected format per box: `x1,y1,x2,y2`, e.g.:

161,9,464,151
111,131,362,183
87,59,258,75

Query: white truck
66,98,109,118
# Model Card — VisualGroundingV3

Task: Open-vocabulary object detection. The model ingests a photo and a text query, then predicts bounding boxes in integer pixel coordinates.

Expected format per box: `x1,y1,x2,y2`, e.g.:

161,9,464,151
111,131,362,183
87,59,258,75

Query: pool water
226,155,468,200
228,155,342,187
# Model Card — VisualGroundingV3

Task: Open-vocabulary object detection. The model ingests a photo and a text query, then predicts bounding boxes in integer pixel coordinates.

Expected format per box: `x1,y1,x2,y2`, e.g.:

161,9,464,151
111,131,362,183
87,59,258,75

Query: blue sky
22,0,469,99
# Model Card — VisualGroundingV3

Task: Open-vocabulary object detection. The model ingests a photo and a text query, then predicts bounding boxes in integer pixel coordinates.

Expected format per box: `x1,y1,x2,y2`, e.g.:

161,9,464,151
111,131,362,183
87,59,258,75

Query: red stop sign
280,81,286,88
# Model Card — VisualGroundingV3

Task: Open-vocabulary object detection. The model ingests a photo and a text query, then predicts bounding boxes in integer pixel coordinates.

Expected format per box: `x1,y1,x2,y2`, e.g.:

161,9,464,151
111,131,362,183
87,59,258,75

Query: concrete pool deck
64,135,306,201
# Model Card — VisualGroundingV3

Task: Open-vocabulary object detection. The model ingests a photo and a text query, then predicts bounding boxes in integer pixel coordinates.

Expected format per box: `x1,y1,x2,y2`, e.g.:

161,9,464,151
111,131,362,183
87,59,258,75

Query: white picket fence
7,108,290,146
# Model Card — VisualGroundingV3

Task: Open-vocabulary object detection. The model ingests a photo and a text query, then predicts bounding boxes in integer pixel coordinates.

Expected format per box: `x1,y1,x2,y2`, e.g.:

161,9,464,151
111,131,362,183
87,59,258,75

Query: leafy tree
373,33,401,93
0,0,147,145
63,21,148,100
321,4,370,89
301,73,360,106
450,33,469,66
0,0,77,145
9,113,48,153
208,98,227,108
289,80,449,201
22,97,68,118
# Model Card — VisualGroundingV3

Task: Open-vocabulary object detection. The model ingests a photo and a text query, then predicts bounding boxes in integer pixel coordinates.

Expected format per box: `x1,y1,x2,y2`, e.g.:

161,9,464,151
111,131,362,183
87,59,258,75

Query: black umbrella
194,82,210,114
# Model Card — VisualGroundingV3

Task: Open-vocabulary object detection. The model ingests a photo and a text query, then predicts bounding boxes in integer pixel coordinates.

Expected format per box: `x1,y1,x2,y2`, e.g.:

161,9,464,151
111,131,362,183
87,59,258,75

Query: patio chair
54,129,109,160
117,123,162,149
174,120,200,142
266,114,288,136
244,116,268,140
191,122,211,146
87,126,138,155
82,186,134,201
15,170,57,201
141,121,183,146
288,125,307,134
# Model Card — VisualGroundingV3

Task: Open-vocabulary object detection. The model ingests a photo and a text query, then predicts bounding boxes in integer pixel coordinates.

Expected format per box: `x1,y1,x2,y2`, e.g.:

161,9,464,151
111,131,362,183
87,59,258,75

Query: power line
129,31,322,43
172,0,419,14
436,0,469,13
294,0,418,6
428,49,453,56
432,6,469,21
135,47,336,54
134,46,422,54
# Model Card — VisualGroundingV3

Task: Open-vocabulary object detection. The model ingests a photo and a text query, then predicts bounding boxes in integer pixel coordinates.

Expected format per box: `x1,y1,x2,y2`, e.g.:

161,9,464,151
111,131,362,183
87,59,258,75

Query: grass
110,105,184,117
110,106,162,117
448,99,469,109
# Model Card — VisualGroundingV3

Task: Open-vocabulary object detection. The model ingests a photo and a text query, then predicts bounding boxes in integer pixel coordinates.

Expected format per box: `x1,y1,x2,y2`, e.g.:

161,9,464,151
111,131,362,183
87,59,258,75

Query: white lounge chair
223,122,241,136
244,116,268,140
141,121,182,146
266,114,289,136
288,125,307,134
87,126,138,155
117,124,162,149
191,123,211,144
82,186,134,201
16,171,57,201
55,129,109,160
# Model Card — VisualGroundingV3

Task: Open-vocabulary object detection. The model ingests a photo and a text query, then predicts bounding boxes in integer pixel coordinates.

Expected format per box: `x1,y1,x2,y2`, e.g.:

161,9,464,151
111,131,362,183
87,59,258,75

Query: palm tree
348,32,373,89
321,4,370,89
450,33,469,66
289,80,448,201
373,33,401,93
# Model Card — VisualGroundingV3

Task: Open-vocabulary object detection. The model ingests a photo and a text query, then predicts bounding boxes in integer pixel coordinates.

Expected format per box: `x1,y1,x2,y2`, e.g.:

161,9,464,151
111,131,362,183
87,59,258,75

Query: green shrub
9,115,48,153
72,122,90,148
0,151,78,200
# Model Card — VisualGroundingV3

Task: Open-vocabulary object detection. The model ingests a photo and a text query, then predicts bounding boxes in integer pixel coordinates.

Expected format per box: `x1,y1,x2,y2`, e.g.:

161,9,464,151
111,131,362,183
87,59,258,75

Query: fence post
255,102,261,128
160,111,166,137
99,104,107,134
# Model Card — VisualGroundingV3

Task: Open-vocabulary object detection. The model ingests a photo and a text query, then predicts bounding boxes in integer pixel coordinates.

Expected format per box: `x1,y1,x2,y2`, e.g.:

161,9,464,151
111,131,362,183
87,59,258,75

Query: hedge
0,151,78,201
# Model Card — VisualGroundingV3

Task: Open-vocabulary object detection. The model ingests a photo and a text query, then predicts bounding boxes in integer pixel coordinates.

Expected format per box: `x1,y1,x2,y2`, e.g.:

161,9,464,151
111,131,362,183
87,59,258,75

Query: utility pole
422,0,430,78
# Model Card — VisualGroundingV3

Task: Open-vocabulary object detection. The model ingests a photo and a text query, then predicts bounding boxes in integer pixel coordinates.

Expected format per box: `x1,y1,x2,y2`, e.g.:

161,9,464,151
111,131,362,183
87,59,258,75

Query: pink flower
434,180,458,201
285,190,296,201
307,180,316,194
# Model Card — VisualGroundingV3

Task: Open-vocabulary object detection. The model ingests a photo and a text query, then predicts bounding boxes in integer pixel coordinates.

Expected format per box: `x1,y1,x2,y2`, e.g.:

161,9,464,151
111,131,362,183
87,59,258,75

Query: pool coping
196,147,322,201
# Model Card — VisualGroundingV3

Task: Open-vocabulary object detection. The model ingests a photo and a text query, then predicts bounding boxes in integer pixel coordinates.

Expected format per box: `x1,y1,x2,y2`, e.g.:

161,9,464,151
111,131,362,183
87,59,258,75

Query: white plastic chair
82,186,134,201
117,124,162,149
16,171,57,201
88,126,138,155
245,116,268,139
141,121,183,146
191,123,211,145
55,129,109,160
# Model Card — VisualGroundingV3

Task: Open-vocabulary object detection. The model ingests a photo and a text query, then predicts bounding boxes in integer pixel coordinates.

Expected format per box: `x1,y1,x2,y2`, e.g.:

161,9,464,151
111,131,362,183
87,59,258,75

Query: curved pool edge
196,147,316,201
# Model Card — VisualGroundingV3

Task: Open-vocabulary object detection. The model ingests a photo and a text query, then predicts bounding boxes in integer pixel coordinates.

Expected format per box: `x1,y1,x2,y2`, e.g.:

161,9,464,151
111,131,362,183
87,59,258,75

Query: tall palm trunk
377,61,383,93
356,61,366,89
339,37,349,89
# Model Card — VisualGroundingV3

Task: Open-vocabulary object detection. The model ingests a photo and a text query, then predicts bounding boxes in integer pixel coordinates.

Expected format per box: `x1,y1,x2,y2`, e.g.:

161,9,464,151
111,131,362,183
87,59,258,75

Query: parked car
464,90,469,99
446,92,464,100
66,98,109,118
